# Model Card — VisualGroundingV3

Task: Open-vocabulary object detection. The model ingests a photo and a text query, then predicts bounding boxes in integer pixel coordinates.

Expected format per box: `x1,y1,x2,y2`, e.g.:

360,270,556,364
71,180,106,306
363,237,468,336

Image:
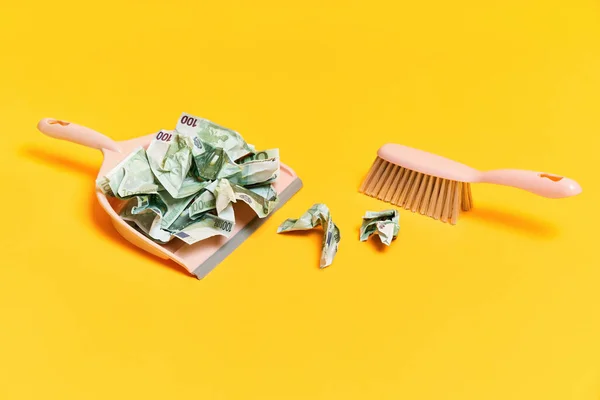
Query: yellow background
1,1,599,399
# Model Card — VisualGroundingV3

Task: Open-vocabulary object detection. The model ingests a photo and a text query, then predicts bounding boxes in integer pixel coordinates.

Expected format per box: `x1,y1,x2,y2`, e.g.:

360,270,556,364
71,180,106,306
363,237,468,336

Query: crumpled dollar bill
359,209,399,246
120,196,171,243
213,179,278,217
175,111,255,161
276,203,341,268
97,112,280,245
146,130,207,199
171,202,235,245
96,147,160,199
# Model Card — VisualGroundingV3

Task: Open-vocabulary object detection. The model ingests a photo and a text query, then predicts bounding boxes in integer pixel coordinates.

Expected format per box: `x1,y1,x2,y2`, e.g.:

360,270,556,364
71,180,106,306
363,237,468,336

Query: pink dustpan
37,118,303,279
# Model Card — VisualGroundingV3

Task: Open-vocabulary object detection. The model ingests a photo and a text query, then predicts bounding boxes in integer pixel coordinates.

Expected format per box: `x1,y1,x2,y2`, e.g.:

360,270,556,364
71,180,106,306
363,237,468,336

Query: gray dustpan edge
192,177,303,279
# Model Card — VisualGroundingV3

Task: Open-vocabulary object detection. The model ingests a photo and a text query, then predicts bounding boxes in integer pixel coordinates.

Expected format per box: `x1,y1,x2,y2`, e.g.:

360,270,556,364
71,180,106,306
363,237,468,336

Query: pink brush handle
37,118,121,153
479,169,582,198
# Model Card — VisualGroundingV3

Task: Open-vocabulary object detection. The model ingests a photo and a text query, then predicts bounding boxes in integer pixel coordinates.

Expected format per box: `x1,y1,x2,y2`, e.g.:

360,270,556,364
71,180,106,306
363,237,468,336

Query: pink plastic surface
378,143,581,198
378,143,480,182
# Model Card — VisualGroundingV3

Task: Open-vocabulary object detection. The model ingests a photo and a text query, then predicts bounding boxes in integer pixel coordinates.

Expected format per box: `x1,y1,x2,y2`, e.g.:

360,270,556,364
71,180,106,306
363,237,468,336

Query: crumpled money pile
96,112,280,245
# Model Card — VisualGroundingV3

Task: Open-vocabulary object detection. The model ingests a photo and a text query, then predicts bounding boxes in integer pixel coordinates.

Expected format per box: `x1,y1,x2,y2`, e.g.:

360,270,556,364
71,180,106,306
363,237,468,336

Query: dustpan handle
37,118,121,153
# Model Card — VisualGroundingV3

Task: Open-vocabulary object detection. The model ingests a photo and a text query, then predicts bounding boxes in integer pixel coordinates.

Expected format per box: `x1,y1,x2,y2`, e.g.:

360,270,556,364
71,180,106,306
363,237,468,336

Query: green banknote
190,140,241,181
276,203,341,268
154,190,197,229
188,181,218,219
359,210,400,246
146,130,205,198
131,194,168,216
236,148,280,185
247,183,279,201
175,112,254,161
120,197,172,243
232,158,279,186
96,147,160,199
186,137,278,187
213,179,278,218
170,204,235,245
237,148,279,164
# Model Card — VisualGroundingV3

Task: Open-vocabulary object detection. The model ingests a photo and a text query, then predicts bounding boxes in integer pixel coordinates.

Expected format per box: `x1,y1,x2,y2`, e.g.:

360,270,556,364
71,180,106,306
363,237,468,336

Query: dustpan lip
190,175,303,279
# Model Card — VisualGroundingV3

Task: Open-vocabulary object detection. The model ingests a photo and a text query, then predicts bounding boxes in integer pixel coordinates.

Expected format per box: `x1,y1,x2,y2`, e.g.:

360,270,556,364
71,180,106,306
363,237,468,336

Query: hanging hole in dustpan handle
37,118,121,153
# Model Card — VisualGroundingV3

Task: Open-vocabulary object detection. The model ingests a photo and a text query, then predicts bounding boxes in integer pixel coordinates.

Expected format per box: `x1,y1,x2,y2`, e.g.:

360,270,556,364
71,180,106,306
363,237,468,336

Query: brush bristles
359,156,473,225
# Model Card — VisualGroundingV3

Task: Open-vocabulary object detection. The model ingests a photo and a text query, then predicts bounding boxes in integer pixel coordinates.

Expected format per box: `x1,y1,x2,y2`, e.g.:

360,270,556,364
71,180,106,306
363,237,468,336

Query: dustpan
37,117,303,279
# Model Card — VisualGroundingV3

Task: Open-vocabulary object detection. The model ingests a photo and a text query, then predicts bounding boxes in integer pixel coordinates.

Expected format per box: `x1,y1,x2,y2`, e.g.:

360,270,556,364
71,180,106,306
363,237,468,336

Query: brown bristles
359,156,473,225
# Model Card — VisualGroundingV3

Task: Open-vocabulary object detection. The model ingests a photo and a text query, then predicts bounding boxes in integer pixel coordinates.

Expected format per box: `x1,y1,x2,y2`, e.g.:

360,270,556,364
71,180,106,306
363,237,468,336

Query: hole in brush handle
539,173,564,182
48,120,70,126
480,169,580,198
